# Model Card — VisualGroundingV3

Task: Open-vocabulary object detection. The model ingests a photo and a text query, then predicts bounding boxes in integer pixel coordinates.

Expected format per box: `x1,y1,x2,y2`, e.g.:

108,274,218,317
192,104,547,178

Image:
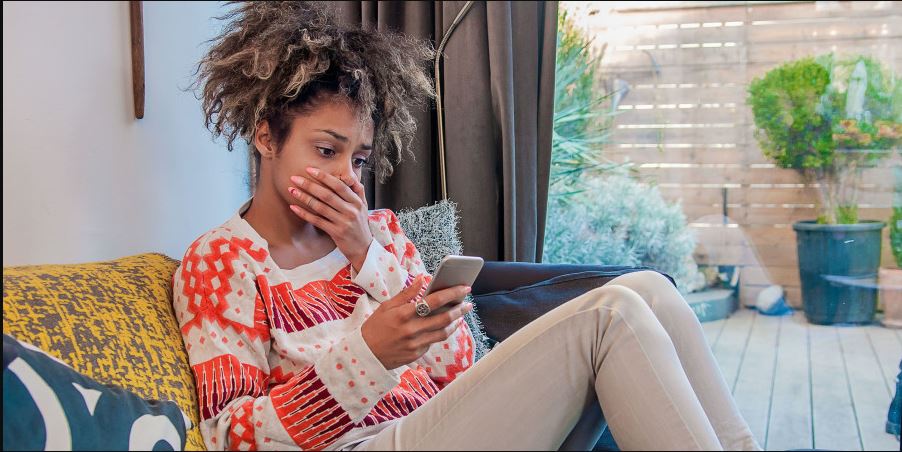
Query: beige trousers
351,271,761,451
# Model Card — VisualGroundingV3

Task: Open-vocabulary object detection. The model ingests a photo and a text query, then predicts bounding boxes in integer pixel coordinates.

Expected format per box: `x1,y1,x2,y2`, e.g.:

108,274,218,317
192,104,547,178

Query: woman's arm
350,210,475,389
349,209,433,302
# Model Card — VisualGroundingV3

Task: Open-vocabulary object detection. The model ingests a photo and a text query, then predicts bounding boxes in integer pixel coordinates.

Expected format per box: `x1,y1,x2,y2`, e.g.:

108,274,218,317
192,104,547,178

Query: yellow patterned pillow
2,253,205,451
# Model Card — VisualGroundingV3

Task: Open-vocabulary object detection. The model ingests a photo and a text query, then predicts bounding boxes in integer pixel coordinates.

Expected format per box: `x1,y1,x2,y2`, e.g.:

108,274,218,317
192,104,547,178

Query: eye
353,157,370,169
316,146,335,157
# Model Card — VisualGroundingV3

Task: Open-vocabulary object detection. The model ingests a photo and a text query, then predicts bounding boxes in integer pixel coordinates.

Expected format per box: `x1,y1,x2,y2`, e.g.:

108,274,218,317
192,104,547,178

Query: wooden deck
703,309,902,451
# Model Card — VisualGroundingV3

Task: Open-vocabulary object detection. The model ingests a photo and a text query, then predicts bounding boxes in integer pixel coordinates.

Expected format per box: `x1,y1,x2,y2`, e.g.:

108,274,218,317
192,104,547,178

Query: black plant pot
793,220,886,325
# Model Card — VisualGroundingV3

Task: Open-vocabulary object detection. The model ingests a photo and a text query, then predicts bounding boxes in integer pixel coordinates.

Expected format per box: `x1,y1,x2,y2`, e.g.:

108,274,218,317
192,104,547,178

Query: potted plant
748,54,902,325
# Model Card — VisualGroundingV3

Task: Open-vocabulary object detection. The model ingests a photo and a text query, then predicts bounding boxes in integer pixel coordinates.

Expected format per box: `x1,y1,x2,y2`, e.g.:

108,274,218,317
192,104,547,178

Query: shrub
748,54,901,224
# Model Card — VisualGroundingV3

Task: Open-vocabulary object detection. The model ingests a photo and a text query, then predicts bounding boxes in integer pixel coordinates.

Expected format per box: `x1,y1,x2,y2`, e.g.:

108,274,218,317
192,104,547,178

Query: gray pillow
395,200,493,361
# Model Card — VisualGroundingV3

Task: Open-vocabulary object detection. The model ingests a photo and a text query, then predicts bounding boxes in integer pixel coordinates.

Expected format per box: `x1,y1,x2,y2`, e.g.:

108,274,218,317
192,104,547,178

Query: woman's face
258,99,374,206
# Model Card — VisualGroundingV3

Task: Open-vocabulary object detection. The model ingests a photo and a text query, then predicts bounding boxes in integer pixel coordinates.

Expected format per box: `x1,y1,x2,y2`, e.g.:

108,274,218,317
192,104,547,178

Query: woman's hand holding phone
361,275,473,370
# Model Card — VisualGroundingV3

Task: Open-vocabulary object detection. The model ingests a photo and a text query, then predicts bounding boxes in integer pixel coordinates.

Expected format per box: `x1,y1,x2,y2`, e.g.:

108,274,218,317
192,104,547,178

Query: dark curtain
332,1,557,263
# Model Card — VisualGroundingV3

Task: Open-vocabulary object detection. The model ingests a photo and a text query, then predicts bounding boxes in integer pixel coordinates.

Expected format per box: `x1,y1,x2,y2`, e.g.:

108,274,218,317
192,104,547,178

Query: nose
335,156,357,184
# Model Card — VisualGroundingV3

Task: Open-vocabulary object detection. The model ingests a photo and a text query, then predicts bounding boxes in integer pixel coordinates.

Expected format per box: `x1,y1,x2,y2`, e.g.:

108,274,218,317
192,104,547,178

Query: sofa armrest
471,261,674,296
471,262,676,344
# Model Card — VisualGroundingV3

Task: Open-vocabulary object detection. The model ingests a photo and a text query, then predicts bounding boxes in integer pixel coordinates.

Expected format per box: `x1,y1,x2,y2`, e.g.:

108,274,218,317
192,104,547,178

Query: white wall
3,1,249,266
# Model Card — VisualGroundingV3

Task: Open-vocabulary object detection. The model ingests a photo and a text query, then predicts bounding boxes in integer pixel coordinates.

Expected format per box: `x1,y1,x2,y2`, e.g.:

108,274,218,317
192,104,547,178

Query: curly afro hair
192,1,436,184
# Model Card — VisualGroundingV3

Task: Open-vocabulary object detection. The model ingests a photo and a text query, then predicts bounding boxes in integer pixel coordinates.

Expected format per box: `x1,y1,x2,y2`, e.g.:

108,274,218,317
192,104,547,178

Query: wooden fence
579,1,901,307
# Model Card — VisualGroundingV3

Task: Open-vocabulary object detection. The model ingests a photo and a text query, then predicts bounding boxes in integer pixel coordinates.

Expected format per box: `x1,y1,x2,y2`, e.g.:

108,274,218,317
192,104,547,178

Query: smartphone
422,255,484,312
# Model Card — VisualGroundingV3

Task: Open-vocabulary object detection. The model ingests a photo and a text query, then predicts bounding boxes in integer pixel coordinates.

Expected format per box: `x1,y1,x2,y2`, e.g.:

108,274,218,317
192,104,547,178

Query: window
546,2,901,450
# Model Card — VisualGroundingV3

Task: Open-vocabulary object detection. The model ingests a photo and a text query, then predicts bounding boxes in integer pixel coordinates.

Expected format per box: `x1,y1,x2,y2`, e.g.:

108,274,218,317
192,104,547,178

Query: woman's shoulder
178,221,269,267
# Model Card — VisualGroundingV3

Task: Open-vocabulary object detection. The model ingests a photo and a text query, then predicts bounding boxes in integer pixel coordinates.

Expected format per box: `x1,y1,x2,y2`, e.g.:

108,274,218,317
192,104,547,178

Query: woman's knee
611,270,692,316
581,284,655,320
618,270,676,292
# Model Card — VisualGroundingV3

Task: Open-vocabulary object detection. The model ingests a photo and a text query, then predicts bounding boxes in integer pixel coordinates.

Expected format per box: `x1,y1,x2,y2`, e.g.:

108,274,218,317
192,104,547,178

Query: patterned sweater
173,201,475,450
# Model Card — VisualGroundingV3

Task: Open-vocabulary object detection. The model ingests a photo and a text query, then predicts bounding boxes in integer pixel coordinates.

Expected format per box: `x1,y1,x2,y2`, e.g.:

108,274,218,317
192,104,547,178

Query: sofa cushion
396,200,493,361
472,269,650,344
2,253,205,450
3,333,190,451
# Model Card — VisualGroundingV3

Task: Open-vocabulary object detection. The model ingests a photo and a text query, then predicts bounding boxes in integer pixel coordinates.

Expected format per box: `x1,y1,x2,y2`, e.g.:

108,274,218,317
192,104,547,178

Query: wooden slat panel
741,265,800,287
591,4,747,28
603,23,748,46
839,327,900,451
613,126,746,144
681,206,893,227
635,167,893,187
605,55,902,77
658,186,893,208
659,188,894,207
809,325,860,450
692,225,795,247
745,17,902,43
746,1,902,21
606,148,749,165
748,38,901,66
613,105,747,123
599,4,900,28
606,47,744,69
737,206,892,225
604,43,901,71
604,65,749,85
694,243,799,266
766,312,812,450
637,167,797,185
746,58,902,83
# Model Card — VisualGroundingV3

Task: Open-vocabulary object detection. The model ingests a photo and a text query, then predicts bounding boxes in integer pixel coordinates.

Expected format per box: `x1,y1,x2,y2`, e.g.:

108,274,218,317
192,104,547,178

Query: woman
174,2,760,450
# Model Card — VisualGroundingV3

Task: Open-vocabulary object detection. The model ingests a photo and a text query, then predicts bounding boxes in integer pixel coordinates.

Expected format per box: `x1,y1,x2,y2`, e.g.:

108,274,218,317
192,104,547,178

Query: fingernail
464,286,472,294
288,187,298,196
465,302,473,310
307,167,319,176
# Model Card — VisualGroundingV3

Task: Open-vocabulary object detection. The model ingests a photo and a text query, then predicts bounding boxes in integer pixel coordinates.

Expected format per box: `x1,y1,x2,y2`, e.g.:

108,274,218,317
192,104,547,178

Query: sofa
3,203,657,450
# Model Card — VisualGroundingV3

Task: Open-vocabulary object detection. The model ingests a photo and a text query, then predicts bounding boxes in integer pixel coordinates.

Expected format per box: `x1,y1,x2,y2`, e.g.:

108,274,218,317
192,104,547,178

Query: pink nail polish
307,167,319,176
290,176,302,185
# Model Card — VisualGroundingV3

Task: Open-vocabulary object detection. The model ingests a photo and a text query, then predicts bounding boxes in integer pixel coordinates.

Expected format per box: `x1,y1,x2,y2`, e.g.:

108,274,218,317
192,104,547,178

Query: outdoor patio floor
703,308,901,451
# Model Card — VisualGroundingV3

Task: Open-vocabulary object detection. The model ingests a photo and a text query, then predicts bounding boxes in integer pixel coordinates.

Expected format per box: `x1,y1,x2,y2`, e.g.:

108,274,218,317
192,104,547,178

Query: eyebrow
315,129,373,151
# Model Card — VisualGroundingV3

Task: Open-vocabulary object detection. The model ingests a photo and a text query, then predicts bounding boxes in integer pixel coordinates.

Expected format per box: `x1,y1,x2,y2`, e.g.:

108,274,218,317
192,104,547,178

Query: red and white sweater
173,201,475,450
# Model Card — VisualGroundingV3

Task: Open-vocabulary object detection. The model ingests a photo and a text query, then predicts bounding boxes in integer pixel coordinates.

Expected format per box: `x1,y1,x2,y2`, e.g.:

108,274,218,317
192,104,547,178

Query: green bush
748,54,901,224
544,173,700,293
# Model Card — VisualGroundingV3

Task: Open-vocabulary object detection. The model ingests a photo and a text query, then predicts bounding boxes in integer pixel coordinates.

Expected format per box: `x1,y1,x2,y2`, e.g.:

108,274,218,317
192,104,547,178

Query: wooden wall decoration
130,1,144,119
